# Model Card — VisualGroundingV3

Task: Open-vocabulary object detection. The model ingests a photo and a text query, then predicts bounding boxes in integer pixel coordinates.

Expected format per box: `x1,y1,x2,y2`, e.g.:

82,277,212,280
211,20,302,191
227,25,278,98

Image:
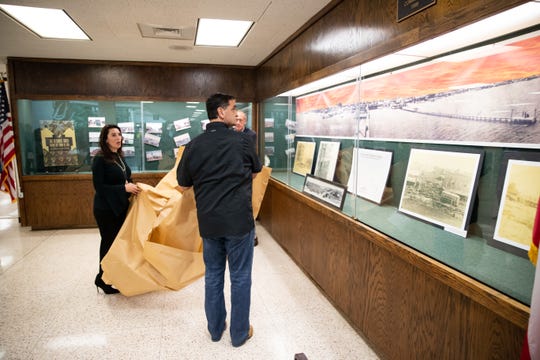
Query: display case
16,99,253,175
262,26,540,306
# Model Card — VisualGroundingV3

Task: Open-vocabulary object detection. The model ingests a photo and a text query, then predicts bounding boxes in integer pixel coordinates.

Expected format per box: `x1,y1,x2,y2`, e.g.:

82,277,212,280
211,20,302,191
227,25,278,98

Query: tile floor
0,193,379,360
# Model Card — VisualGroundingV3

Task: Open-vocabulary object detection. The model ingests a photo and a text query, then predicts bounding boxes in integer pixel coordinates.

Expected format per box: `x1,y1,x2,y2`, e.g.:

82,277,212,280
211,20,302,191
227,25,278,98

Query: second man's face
222,100,237,128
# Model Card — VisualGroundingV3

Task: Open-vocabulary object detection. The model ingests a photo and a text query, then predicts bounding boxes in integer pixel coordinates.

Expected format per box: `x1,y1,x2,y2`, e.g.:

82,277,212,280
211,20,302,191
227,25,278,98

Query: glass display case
16,99,252,174
261,26,540,305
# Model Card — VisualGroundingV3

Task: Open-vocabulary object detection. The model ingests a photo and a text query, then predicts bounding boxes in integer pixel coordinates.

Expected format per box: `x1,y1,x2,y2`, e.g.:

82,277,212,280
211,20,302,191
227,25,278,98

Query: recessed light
195,18,253,47
0,4,89,40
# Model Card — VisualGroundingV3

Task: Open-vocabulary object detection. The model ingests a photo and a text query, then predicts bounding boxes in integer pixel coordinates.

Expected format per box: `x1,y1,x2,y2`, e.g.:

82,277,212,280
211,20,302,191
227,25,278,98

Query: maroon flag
0,79,17,202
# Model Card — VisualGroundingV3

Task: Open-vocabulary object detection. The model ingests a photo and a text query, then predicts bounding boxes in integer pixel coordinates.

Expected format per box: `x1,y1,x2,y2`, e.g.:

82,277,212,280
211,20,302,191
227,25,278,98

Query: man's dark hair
206,93,235,120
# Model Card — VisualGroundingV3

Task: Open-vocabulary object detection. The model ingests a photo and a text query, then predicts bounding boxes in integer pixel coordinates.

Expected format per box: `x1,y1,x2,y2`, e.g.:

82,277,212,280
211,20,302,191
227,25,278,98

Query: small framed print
493,159,540,253
292,141,316,176
303,174,347,210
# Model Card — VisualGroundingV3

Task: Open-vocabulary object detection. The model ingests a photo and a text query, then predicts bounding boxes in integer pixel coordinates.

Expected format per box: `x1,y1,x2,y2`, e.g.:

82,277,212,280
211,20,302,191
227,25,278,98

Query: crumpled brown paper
101,148,271,296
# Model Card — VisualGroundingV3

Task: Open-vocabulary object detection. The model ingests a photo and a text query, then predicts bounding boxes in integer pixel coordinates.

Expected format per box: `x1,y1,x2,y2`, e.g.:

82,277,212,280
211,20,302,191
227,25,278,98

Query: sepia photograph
292,141,316,176
303,174,347,210
347,148,393,204
494,159,540,250
398,148,483,236
314,141,340,181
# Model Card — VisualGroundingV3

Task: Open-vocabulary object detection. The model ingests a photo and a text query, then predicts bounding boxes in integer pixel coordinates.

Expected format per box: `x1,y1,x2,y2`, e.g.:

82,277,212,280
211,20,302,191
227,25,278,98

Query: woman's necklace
114,153,127,183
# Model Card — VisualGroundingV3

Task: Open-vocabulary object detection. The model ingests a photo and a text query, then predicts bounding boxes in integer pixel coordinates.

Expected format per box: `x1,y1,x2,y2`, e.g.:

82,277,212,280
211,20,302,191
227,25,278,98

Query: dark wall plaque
397,0,436,22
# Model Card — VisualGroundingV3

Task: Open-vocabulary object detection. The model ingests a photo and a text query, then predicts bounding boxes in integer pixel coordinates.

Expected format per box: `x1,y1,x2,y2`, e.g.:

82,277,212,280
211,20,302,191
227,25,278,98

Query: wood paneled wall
9,58,256,101
22,173,163,230
256,0,529,99
259,179,528,359
8,58,256,228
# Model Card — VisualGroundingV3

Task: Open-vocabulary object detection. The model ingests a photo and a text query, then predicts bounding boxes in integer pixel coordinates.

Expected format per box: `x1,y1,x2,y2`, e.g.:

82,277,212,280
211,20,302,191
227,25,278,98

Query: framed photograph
143,132,161,147
174,118,191,131
88,117,105,128
174,133,191,147
145,122,162,134
398,148,483,237
88,131,100,143
314,141,340,181
123,146,135,157
292,141,316,176
264,118,274,128
123,133,134,145
493,159,540,251
347,148,393,204
265,132,274,143
146,149,163,162
118,121,134,133
303,174,347,210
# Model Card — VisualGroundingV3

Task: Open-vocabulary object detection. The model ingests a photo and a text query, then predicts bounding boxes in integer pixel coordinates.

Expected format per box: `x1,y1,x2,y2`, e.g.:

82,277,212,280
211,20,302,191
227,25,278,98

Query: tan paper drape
101,147,271,296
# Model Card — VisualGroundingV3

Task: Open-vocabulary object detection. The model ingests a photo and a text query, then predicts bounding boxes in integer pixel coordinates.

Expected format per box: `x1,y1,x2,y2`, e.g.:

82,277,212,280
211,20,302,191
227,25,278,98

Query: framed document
398,148,483,237
493,159,540,251
314,141,340,181
292,141,316,176
303,174,347,210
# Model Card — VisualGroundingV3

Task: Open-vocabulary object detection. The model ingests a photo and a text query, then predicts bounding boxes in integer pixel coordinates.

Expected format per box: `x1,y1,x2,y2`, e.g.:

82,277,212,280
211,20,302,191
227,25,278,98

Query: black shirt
176,121,262,238
92,153,132,217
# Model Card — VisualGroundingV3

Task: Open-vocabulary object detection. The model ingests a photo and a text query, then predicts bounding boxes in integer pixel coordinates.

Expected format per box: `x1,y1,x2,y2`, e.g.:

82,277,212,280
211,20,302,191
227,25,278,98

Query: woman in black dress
92,124,140,294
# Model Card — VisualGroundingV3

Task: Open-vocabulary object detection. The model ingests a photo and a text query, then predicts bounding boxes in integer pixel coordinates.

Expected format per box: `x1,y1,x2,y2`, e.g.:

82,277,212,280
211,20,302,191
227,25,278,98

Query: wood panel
256,0,529,99
22,172,165,229
259,179,528,359
9,58,256,101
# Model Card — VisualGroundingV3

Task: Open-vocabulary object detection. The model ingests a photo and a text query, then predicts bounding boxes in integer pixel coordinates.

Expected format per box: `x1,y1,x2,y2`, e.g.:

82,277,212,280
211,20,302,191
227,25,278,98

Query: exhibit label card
347,148,392,204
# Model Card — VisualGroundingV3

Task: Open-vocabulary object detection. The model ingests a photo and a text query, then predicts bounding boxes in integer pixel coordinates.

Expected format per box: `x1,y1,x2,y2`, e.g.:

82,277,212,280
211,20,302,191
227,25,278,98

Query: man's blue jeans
202,228,254,346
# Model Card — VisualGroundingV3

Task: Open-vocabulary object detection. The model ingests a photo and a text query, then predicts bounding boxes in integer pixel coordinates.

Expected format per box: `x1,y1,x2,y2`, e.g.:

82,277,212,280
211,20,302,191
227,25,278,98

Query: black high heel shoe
94,274,120,294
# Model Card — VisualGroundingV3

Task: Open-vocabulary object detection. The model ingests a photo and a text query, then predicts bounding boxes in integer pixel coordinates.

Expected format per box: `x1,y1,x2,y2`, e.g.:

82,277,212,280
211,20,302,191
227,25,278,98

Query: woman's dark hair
98,124,123,161
206,93,235,120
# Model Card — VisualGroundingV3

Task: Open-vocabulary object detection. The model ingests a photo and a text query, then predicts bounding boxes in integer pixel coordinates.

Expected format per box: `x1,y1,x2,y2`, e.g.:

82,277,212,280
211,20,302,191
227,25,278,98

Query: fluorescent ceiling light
0,4,89,40
195,18,253,47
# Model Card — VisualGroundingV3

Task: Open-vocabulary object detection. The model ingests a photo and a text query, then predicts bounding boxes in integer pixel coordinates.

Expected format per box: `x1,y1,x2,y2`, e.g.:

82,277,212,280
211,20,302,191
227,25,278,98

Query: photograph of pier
296,32,540,147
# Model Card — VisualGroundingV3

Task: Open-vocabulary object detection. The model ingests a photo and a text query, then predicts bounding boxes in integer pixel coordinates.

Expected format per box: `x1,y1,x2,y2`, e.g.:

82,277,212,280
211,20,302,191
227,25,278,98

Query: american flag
0,79,17,202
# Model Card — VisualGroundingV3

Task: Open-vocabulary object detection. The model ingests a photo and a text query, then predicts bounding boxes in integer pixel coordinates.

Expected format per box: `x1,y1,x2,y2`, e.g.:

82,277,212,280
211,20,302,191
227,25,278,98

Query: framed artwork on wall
314,141,340,181
493,159,540,251
398,148,483,237
292,141,316,176
303,174,347,210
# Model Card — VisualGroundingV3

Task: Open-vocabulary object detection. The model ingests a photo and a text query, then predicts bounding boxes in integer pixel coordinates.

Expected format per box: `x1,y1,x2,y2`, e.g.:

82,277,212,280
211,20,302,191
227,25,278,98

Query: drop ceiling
0,0,333,66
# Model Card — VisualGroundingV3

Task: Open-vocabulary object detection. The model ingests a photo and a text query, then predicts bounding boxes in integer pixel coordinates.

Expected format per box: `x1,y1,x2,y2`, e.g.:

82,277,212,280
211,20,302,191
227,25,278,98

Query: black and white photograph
118,121,135,133
303,174,347,210
88,116,105,128
264,146,275,156
88,131,100,143
398,148,483,236
123,133,134,145
174,117,191,131
146,149,163,162
347,148,393,204
265,132,274,143
174,133,191,147
143,132,161,147
123,146,135,157
145,122,162,134
314,141,340,181
264,117,274,128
